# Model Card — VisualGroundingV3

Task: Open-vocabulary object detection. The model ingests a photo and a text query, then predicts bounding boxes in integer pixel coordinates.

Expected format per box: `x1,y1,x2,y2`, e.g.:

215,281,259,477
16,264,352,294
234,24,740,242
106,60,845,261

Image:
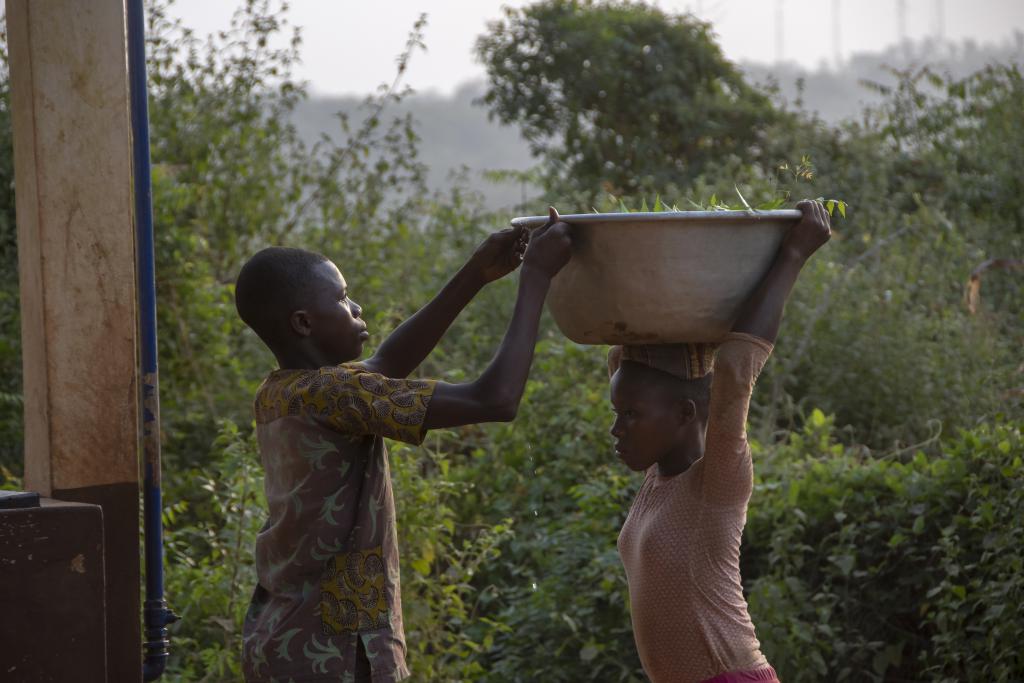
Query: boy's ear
289,309,313,337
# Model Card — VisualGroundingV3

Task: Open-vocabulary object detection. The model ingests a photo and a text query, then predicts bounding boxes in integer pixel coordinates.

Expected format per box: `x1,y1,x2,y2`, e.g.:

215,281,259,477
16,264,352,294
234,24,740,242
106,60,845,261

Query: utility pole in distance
897,0,909,57
775,0,785,63
832,0,842,68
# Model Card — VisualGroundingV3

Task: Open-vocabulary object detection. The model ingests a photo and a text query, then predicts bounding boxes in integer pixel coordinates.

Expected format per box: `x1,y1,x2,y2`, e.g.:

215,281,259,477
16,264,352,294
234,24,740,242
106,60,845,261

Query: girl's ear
677,398,698,425
290,309,313,337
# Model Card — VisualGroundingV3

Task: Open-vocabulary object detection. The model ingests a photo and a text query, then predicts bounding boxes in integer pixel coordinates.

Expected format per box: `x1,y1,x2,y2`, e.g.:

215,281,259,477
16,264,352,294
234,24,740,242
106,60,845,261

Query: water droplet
582,59,591,69
531,582,538,591
642,44,652,55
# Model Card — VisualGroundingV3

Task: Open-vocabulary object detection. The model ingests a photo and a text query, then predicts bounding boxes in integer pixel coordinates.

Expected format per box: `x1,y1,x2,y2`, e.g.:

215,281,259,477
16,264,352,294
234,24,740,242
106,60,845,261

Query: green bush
162,420,265,681
745,410,1024,682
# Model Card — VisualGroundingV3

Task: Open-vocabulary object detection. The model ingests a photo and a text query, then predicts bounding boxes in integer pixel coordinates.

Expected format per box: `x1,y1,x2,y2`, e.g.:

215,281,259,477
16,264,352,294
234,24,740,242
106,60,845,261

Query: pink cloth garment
699,665,781,683
617,333,776,683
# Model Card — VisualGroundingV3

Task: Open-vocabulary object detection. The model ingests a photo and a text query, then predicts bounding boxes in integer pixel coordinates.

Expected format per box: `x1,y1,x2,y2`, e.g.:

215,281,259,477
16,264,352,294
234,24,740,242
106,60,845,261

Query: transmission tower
897,0,908,43
897,0,909,58
775,0,785,63
832,0,842,68
934,0,946,42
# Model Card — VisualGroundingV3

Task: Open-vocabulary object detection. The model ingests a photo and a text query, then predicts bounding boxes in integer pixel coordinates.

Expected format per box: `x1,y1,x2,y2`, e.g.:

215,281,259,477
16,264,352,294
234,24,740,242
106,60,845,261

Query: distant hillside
292,81,536,211
292,36,1023,211
740,34,1024,123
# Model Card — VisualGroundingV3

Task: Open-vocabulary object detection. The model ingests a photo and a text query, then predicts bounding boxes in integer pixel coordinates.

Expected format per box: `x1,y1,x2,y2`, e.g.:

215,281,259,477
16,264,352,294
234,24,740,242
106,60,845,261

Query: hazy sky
167,0,1024,97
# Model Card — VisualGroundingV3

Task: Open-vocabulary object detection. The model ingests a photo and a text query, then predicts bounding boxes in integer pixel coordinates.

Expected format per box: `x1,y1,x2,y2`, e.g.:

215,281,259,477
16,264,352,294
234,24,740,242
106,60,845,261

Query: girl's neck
656,424,706,477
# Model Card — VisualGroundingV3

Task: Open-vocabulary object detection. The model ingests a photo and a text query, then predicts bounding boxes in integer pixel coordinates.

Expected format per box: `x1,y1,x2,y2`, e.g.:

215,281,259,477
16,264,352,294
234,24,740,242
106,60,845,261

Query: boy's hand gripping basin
511,210,802,344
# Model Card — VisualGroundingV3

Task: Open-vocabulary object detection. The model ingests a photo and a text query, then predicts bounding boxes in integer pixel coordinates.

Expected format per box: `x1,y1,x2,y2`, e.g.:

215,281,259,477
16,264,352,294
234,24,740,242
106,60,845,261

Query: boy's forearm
730,249,806,343
368,264,485,378
473,265,551,413
420,266,551,429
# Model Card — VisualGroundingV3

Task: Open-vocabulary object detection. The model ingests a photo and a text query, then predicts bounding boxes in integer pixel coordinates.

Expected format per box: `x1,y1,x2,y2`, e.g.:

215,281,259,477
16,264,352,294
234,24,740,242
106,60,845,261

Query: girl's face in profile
609,363,689,472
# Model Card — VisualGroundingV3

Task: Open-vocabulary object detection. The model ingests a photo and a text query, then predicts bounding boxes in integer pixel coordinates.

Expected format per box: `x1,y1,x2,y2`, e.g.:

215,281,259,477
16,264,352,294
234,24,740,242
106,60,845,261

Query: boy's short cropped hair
235,246,330,347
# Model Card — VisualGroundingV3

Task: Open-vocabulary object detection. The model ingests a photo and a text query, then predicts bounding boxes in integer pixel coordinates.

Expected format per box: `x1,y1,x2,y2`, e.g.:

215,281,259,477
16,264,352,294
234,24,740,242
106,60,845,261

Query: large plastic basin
510,210,801,344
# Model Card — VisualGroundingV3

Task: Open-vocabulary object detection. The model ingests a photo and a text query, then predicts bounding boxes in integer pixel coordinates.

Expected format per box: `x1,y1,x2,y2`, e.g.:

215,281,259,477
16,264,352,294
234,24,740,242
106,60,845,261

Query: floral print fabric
320,546,390,634
243,363,435,683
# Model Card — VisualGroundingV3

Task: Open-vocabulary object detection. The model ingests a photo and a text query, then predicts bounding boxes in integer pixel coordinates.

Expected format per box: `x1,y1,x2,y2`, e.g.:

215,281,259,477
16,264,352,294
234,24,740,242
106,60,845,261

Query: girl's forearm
730,250,806,343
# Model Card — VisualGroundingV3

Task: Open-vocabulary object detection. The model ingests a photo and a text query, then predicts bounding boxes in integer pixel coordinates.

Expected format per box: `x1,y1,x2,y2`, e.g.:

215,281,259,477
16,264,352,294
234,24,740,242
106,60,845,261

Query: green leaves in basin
599,189,848,216
596,155,847,217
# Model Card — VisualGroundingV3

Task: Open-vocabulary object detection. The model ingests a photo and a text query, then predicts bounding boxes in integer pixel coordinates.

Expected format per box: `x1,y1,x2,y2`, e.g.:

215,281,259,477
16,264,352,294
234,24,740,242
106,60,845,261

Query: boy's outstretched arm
422,215,572,428
362,221,531,378
731,200,832,342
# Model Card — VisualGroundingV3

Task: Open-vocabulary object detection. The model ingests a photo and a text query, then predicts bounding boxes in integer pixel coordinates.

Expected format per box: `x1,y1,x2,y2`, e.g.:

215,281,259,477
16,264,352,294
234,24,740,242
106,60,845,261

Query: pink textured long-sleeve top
617,332,774,683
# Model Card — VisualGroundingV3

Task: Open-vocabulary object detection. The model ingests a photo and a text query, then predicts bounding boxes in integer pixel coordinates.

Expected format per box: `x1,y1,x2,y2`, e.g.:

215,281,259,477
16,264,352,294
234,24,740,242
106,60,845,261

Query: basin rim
511,209,802,230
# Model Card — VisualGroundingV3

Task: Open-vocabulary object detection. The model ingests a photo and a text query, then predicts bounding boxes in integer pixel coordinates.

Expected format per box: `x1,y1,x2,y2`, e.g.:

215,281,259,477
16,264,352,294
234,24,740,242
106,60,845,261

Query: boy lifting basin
234,210,570,683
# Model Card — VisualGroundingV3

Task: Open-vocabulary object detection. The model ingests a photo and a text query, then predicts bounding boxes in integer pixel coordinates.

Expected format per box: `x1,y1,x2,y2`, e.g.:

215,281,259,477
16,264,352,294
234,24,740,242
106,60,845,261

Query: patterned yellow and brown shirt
242,362,435,683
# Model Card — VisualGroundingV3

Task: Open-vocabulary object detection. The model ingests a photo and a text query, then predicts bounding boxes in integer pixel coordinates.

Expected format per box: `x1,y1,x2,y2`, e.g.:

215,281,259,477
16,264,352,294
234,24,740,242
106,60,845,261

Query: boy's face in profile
300,260,369,364
609,363,687,472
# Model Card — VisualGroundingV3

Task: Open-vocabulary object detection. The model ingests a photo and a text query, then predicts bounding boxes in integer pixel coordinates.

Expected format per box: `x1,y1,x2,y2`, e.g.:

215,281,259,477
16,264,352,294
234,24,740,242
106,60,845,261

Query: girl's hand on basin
783,199,832,263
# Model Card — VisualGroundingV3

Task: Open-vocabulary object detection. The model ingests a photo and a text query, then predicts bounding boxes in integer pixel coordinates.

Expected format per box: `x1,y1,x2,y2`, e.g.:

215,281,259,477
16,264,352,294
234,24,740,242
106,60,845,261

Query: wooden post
7,0,142,679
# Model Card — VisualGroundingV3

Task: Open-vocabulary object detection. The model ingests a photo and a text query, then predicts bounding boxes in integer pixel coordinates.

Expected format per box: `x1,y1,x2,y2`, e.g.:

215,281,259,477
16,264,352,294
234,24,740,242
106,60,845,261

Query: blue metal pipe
126,0,178,679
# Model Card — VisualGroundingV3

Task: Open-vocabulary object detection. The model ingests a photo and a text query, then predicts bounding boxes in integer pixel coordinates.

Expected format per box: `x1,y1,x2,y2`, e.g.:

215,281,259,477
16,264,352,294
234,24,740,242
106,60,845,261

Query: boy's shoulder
253,362,367,423
253,362,436,444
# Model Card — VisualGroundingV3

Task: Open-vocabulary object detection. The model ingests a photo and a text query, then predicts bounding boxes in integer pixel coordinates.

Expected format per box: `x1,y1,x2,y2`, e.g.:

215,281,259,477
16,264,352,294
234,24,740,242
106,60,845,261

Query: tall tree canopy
476,0,780,199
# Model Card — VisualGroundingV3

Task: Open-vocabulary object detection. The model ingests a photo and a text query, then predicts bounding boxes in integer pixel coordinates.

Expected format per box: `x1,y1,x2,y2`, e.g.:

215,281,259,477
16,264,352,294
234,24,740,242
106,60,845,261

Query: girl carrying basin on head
608,200,832,683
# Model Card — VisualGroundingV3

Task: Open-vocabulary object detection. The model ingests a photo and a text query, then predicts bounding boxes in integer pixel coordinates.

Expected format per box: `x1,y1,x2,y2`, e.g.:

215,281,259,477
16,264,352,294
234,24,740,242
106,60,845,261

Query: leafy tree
0,25,23,479
143,0,431,467
476,0,780,200
141,2,528,677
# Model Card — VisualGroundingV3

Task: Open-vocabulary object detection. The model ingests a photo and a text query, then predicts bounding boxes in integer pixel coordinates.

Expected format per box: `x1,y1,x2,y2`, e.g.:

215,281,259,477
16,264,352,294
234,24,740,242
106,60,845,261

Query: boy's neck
273,348,315,371
272,346,353,371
